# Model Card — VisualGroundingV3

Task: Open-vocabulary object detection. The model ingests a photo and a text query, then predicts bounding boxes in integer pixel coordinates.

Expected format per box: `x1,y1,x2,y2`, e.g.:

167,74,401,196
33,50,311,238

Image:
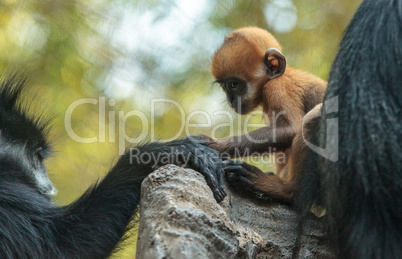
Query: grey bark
136,165,334,259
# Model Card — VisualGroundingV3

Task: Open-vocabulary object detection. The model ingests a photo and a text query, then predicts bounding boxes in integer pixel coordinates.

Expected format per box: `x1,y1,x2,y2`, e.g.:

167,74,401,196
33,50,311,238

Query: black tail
320,0,402,258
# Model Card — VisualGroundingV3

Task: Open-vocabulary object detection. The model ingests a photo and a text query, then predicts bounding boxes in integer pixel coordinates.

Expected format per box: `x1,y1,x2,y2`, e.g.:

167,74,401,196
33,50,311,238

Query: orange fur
212,27,281,82
210,27,327,202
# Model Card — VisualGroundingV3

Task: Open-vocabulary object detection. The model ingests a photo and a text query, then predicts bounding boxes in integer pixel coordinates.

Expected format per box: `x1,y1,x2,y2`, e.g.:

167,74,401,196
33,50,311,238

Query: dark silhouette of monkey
0,75,226,258
309,0,402,257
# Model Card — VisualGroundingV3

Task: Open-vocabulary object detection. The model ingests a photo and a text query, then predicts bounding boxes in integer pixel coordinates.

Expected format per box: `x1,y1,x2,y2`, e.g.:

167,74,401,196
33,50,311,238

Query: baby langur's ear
264,48,286,79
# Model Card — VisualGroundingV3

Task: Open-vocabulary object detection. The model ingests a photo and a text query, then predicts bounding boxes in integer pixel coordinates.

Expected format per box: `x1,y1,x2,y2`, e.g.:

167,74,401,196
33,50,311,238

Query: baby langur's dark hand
222,160,267,193
177,136,227,202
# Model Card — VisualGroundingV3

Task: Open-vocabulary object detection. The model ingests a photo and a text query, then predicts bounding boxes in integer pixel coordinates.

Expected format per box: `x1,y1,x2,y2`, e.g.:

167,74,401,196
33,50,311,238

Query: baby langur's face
216,76,259,115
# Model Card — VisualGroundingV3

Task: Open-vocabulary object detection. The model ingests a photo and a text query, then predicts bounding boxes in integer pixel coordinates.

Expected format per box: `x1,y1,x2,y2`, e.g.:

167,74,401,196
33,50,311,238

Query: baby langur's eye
228,81,239,89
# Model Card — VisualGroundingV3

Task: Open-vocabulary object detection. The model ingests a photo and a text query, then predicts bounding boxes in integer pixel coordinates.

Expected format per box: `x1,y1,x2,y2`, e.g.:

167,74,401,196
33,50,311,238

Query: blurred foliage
0,0,362,257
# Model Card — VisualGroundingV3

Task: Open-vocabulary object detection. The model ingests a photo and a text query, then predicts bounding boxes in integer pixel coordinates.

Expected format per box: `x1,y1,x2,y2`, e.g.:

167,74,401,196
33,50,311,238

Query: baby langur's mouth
233,103,249,115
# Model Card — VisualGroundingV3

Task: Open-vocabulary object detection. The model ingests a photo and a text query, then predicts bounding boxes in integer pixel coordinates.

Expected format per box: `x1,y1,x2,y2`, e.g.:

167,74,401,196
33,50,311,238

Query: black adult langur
311,0,402,257
219,0,402,258
0,75,226,258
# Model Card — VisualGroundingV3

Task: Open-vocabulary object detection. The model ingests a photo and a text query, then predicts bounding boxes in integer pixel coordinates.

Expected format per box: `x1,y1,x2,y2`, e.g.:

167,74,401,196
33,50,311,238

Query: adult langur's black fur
296,0,402,258
0,75,226,258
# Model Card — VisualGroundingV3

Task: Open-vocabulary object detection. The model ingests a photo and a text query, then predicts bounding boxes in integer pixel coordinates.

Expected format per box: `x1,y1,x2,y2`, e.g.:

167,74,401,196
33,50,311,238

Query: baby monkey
207,27,326,203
